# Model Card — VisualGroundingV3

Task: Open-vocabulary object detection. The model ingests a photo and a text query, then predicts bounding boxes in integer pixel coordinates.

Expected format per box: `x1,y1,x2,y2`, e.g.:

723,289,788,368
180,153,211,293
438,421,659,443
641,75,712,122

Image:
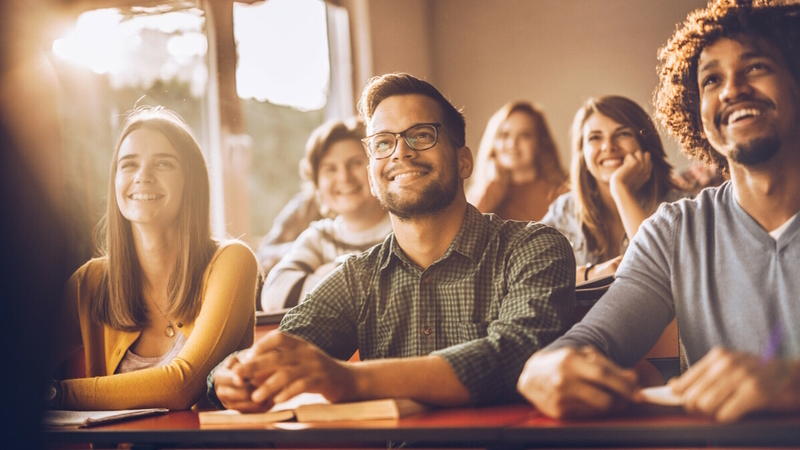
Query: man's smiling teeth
130,193,162,201
727,108,762,124
393,172,425,180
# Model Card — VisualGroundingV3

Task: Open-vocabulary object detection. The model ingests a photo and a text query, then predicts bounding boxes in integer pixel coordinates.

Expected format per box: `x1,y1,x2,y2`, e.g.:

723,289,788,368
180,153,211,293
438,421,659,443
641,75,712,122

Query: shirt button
424,276,433,284
422,325,431,336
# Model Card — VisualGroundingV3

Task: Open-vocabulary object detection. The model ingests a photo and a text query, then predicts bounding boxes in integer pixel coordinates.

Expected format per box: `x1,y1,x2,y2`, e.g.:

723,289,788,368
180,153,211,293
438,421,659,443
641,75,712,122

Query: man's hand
669,347,800,422
517,347,639,418
233,331,359,406
213,353,272,413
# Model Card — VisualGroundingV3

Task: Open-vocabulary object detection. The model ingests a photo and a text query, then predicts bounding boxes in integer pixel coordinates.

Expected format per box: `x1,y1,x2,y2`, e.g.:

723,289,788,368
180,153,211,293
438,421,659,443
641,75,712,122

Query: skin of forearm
349,355,471,406
610,185,649,240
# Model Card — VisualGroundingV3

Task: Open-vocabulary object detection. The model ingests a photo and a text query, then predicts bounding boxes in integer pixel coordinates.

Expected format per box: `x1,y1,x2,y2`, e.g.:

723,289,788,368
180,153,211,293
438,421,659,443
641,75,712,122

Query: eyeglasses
361,123,443,160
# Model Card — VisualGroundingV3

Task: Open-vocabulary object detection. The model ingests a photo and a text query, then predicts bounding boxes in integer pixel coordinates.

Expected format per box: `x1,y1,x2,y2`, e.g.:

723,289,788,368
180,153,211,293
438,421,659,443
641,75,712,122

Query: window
50,3,210,266
49,0,354,262
233,0,351,243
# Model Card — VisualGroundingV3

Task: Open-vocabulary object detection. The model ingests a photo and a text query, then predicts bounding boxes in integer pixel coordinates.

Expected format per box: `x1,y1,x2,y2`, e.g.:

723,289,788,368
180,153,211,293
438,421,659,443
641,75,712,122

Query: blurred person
46,107,258,410
467,101,568,221
541,96,685,283
261,118,391,312
254,192,323,279
675,160,728,196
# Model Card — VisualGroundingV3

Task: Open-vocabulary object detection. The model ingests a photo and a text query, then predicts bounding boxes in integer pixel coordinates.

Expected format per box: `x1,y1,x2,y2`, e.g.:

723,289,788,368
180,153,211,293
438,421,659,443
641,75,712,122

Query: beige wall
360,0,709,171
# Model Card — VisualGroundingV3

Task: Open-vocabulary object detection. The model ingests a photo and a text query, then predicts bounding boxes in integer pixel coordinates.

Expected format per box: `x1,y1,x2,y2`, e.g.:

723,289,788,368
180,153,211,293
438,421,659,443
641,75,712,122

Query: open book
198,393,427,426
42,408,168,428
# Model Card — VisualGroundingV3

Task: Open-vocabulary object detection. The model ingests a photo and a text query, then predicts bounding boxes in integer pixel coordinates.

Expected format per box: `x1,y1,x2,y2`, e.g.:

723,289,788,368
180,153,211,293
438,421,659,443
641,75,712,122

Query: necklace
144,284,175,338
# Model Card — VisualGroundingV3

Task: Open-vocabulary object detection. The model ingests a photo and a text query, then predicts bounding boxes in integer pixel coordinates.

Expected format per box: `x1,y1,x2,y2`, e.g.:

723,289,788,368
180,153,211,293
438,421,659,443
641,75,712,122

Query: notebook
42,408,168,428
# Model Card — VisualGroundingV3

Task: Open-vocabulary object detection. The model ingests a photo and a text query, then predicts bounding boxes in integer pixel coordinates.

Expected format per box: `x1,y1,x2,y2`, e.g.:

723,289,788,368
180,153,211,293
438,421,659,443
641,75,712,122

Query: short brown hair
299,117,366,187
94,106,216,330
357,72,466,149
655,0,800,173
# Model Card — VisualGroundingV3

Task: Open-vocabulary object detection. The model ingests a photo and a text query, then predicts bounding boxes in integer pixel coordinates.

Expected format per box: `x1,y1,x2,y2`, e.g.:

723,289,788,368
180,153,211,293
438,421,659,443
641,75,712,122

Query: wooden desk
507,406,800,448
43,404,534,448
43,404,800,449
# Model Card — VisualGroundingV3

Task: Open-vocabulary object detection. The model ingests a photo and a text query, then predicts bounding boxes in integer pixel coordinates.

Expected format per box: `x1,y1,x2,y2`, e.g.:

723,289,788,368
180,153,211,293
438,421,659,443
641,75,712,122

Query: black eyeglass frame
361,123,444,160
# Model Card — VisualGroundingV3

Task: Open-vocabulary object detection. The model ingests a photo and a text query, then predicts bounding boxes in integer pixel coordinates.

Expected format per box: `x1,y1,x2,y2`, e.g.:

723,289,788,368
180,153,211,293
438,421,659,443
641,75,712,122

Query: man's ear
367,162,378,197
457,146,474,180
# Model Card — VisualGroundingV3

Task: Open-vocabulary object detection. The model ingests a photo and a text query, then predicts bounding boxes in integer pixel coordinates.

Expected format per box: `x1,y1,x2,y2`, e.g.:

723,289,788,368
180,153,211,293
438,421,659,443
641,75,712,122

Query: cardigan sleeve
57,242,257,410
47,263,90,375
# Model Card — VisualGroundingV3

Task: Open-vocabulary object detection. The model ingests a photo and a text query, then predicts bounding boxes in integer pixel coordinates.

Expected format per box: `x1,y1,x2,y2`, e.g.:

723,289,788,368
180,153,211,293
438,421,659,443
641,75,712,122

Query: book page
198,393,328,426
42,408,168,428
639,385,682,406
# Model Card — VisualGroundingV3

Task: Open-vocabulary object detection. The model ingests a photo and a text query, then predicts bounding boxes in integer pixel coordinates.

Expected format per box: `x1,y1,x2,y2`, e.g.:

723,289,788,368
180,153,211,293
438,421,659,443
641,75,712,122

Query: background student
46,107,257,410
261,118,391,312
467,101,568,221
541,96,684,282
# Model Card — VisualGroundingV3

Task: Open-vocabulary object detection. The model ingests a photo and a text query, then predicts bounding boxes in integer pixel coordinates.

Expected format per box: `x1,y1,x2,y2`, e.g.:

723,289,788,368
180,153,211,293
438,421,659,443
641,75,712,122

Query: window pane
233,0,330,240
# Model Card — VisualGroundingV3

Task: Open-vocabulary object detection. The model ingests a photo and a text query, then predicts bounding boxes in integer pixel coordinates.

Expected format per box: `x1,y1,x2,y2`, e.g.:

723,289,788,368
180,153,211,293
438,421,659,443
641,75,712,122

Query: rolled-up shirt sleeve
434,225,575,405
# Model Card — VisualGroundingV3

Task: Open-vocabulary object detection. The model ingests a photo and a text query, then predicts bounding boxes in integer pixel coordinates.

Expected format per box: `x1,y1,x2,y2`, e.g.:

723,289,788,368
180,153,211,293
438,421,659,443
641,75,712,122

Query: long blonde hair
571,96,676,259
93,107,217,331
469,101,567,197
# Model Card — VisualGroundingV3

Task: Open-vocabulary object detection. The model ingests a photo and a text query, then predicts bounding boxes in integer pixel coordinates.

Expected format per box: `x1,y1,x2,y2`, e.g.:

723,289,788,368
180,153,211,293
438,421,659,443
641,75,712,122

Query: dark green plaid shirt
279,204,575,405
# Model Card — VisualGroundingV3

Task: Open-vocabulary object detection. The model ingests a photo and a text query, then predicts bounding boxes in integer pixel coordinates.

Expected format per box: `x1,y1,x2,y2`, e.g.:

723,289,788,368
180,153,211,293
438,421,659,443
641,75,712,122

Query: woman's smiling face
581,112,643,184
115,128,185,229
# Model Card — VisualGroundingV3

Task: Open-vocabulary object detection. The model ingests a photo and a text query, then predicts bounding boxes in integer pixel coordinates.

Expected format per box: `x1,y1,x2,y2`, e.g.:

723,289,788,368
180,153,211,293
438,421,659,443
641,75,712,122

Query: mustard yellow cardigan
51,241,257,410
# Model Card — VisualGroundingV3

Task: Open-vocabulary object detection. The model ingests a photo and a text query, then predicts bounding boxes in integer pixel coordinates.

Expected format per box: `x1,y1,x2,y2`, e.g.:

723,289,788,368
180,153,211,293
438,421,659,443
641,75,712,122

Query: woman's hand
578,255,623,283
609,150,652,199
608,150,654,241
471,157,511,212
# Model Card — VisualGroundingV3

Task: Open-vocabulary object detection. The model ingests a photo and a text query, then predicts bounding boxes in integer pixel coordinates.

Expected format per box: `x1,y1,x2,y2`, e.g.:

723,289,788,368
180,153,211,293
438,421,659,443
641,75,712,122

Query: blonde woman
541,96,685,282
467,101,568,221
46,107,257,410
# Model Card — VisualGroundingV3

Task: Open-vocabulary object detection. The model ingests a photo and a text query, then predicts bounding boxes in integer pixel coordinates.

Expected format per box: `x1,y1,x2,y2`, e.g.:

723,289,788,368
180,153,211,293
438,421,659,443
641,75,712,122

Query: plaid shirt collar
379,204,488,272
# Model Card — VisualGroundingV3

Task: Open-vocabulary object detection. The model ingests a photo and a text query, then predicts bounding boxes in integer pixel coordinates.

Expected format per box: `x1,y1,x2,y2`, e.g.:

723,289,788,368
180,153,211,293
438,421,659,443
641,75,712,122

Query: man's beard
378,162,459,221
728,136,780,167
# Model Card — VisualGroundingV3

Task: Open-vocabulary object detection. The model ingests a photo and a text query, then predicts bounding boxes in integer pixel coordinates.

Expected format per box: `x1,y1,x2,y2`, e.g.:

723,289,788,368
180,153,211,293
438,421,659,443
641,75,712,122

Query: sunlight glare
51,7,208,96
233,0,330,111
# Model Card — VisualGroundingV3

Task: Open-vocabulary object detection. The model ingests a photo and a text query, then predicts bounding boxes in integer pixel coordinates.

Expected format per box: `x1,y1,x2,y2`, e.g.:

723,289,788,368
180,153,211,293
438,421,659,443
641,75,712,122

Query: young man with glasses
518,0,800,422
210,73,575,411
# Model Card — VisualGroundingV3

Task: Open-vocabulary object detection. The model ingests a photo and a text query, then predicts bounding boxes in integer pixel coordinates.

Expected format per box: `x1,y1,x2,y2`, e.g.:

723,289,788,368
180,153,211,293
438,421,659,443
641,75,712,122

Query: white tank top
116,332,188,374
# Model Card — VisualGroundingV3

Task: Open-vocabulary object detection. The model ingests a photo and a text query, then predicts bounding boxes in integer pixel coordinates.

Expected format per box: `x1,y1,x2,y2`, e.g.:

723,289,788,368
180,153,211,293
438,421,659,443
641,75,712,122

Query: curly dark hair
655,0,800,173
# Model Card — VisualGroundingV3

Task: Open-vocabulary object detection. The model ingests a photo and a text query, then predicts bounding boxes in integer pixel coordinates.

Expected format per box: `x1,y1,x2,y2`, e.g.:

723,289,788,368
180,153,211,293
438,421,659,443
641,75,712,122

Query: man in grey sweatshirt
518,0,800,422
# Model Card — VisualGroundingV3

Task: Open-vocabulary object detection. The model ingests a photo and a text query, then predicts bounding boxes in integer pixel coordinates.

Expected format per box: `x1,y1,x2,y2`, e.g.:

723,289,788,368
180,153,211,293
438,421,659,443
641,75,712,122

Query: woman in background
261,118,390,312
542,95,684,282
47,107,257,410
467,101,568,221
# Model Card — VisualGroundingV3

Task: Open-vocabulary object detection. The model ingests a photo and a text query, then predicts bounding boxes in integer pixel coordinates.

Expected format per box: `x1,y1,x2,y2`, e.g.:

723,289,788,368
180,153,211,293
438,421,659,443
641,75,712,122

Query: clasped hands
214,330,357,412
517,346,800,422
